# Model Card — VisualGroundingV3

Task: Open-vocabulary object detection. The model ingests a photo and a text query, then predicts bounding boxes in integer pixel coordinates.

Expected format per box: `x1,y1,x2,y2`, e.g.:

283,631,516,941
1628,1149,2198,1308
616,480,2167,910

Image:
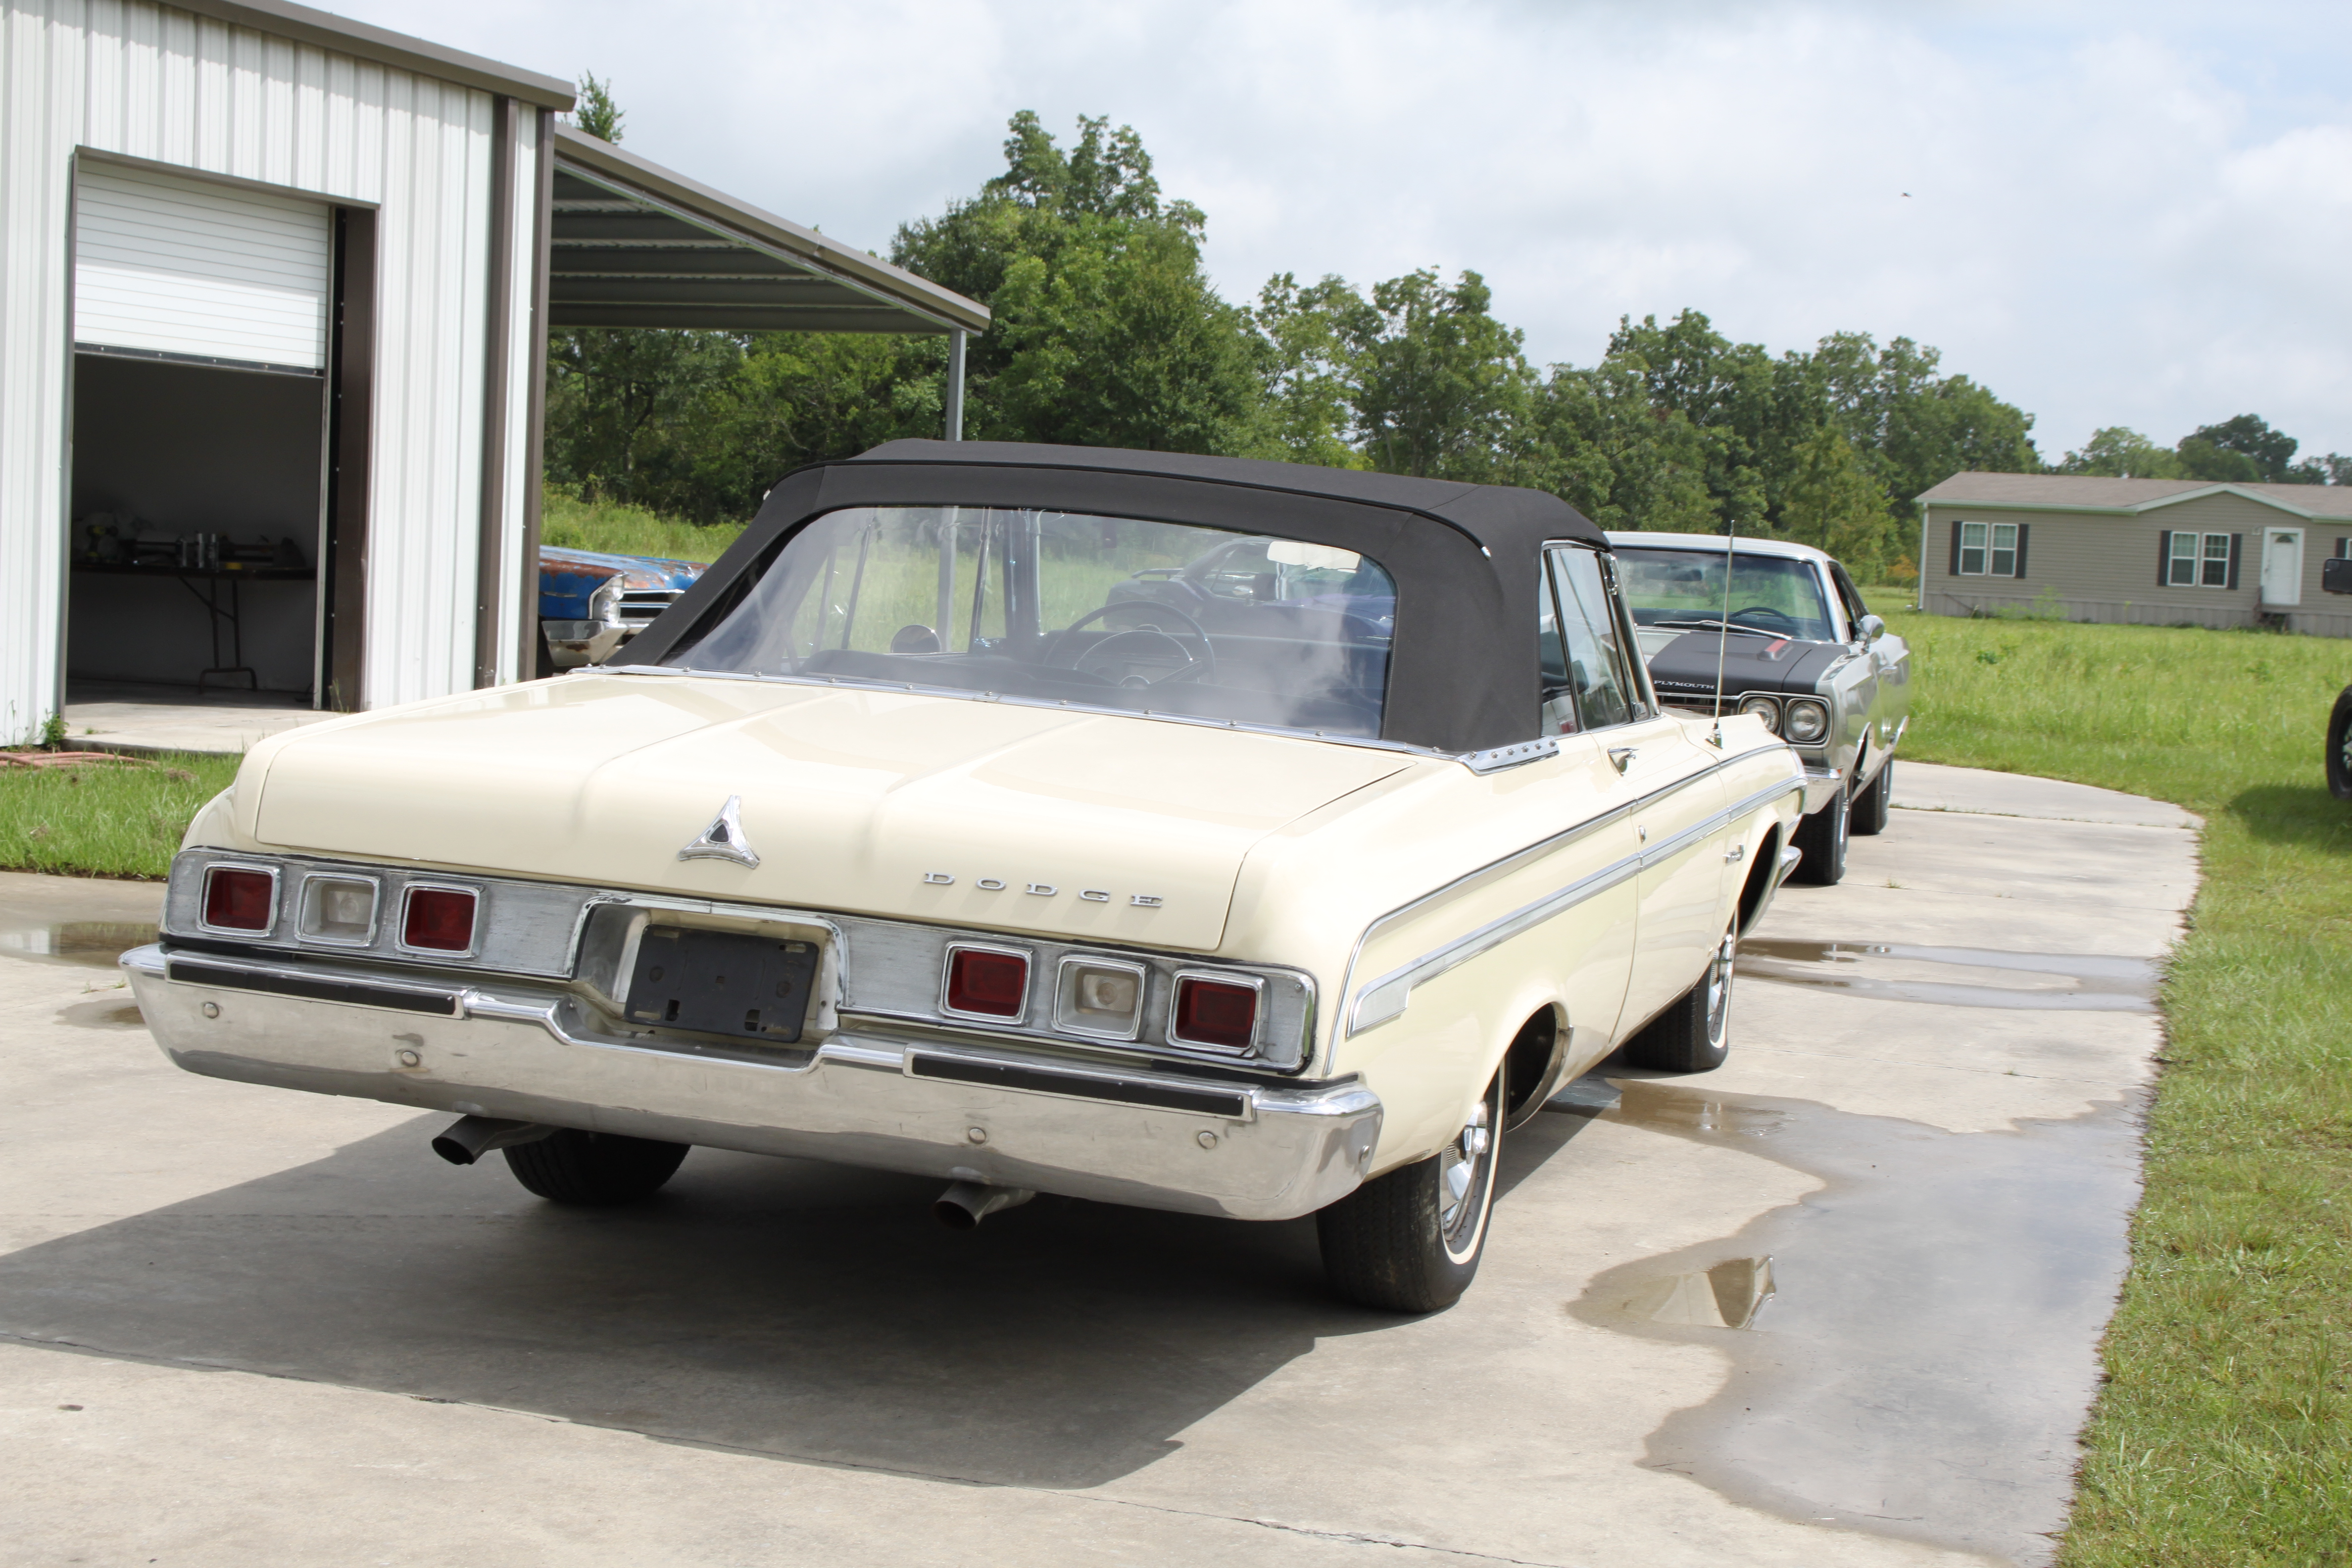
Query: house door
2261,528,2304,608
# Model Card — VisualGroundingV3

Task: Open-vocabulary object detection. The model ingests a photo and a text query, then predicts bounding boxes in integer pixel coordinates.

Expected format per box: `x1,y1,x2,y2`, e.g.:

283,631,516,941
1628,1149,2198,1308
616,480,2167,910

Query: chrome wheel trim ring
1437,1080,1499,1263
1704,925,1736,1048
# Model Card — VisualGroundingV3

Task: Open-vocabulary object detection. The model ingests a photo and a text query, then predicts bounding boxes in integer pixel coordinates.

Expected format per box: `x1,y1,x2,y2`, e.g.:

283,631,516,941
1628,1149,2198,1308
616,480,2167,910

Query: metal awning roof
549,126,988,337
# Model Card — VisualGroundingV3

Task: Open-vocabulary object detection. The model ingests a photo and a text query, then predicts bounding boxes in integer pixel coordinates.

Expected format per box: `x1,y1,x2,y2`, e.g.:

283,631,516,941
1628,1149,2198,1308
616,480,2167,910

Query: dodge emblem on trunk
678,795,760,869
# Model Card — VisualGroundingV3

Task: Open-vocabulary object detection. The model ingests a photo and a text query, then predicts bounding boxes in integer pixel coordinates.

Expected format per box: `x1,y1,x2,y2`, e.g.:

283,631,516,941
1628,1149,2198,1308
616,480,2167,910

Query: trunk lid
249,674,1416,951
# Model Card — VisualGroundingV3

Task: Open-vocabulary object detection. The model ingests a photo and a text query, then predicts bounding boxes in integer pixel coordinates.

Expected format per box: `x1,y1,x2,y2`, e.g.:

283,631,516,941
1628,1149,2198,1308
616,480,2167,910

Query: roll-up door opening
66,162,332,708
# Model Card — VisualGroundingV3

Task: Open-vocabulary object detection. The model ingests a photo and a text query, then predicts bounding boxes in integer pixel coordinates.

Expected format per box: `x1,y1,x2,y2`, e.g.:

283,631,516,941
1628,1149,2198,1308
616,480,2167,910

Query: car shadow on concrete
0,1113,1582,1489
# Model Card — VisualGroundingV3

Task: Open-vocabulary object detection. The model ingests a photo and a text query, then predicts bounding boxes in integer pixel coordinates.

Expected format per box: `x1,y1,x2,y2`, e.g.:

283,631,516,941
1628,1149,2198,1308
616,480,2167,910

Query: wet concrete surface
1739,937,2159,1012
0,762,2194,1566
1556,1078,2142,1562
0,868,159,969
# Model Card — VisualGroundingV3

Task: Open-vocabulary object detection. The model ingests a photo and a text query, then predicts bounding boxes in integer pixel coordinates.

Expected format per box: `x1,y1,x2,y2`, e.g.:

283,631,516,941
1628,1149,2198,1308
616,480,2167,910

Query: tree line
546,110,2345,581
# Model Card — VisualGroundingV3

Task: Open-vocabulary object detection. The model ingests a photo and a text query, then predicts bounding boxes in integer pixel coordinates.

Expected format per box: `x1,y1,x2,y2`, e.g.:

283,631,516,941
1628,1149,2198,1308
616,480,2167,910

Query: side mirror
1858,613,1886,643
2323,556,2352,596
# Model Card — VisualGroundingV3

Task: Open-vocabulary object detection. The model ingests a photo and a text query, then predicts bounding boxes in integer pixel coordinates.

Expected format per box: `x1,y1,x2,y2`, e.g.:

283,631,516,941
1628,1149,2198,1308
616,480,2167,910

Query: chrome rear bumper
122,944,1381,1222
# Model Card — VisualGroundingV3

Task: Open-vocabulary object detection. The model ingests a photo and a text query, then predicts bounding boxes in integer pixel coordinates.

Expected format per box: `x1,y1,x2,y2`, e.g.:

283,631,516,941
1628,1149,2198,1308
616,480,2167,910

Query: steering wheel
1728,605,1800,632
1047,602,1217,687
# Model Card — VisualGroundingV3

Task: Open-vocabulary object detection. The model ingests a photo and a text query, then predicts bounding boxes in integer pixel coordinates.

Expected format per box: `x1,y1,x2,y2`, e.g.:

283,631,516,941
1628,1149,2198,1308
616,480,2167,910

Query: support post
473,96,516,689
516,108,557,679
945,330,966,442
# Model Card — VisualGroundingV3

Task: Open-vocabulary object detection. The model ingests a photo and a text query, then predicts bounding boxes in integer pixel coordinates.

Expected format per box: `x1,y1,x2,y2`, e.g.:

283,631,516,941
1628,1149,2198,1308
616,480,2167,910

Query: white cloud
336,0,2352,458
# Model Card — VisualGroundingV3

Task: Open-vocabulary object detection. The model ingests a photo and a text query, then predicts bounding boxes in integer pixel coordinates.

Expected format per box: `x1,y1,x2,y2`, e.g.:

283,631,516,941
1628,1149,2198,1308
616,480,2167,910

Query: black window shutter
2337,537,2348,559
2227,533,2242,591
1950,520,1963,577
2158,531,2172,586
2013,524,2029,579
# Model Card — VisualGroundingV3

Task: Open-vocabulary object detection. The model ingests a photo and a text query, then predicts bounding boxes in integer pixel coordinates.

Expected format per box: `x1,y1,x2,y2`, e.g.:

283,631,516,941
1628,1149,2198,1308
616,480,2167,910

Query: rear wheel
505,1129,689,1206
1789,782,1849,884
1623,920,1736,1074
2328,687,2352,800
1851,757,1893,835
1318,1071,1503,1313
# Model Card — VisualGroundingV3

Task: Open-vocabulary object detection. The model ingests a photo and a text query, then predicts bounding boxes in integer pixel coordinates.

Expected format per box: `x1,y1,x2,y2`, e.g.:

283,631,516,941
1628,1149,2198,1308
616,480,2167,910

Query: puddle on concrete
1549,1074,2144,1566
0,920,157,970
1739,936,2158,1012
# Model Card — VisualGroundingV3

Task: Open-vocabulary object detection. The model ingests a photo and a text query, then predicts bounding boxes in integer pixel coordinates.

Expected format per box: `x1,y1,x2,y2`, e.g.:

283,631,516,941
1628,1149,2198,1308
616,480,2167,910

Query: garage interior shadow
0,1115,1547,1489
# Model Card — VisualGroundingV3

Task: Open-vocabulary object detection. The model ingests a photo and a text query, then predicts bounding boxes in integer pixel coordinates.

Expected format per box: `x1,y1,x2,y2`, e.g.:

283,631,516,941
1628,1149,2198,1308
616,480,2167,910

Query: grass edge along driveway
1877,603,2350,1567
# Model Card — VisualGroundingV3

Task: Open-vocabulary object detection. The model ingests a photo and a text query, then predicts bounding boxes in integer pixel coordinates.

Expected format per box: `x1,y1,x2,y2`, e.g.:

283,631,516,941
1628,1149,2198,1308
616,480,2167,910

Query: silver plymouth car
1606,532,1911,885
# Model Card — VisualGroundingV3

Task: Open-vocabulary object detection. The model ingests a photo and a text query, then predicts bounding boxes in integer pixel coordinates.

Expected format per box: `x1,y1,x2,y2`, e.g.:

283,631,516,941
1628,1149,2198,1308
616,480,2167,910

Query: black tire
2328,687,2352,801
1850,756,1893,836
1788,780,1849,885
504,1129,689,1205
1623,920,1736,1074
1318,1071,1503,1313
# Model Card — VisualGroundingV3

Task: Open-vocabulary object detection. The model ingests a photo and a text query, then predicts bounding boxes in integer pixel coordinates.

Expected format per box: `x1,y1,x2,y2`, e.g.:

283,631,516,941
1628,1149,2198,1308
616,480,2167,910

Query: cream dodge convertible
125,444,1805,1312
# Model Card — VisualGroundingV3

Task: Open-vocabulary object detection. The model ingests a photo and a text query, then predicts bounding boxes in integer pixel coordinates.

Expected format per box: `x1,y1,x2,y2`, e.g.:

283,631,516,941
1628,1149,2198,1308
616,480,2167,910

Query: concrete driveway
0,762,2197,1567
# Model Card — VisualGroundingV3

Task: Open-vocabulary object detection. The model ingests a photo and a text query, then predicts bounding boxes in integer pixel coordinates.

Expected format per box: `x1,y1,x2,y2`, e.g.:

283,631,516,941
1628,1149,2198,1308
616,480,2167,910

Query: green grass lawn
1868,599,2352,1565
0,753,241,879
538,486,744,562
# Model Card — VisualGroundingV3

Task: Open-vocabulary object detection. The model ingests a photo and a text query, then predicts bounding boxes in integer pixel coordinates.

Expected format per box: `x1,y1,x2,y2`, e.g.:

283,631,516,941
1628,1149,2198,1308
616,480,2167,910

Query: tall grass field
538,486,744,563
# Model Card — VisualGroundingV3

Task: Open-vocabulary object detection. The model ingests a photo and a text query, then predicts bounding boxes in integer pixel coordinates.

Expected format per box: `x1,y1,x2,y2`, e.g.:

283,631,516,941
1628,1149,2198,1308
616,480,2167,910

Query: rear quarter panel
1227,721,1798,1174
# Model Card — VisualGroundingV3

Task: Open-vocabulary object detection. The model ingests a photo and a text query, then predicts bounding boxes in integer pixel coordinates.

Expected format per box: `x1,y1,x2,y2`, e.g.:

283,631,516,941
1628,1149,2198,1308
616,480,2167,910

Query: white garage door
74,162,331,374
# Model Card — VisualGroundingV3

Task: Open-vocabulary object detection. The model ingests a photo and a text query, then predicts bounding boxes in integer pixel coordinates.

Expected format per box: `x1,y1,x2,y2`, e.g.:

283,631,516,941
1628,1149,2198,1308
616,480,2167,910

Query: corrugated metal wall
0,0,539,736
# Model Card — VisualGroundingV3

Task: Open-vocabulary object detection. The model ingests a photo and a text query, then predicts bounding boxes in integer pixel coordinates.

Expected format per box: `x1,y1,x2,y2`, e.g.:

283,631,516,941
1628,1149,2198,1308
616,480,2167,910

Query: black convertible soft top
616,441,1608,755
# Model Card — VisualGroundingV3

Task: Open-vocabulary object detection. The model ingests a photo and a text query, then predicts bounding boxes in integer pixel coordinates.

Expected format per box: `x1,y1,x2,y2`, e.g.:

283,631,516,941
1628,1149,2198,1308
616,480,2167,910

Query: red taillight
945,947,1029,1017
402,887,477,952
202,867,276,931
1174,977,1258,1050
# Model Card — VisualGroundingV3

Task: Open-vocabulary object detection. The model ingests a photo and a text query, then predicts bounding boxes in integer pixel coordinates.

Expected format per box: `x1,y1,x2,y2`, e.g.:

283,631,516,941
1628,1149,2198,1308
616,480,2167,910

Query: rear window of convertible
665,507,1399,738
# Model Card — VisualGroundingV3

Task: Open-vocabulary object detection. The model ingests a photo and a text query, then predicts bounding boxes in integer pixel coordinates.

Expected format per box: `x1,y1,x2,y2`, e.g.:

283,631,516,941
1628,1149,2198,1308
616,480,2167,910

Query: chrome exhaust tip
932,1180,1036,1229
431,1114,555,1166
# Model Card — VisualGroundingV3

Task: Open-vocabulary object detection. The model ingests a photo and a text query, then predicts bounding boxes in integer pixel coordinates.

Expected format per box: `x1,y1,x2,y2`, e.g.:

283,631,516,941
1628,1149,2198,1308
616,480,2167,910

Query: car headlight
1784,699,1830,745
1737,694,1780,735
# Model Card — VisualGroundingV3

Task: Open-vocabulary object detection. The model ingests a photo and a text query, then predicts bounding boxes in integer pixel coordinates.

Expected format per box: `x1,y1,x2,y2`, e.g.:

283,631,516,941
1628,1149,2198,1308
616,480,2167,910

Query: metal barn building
0,0,986,744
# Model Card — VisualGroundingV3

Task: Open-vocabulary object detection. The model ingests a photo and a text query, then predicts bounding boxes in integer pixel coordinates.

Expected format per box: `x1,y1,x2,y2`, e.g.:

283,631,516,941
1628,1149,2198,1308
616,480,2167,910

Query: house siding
1918,493,2350,633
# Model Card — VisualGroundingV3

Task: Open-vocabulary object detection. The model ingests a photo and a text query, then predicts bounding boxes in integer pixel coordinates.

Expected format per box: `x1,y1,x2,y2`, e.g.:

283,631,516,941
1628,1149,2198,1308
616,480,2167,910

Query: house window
1957,521,2019,577
2167,532,2235,588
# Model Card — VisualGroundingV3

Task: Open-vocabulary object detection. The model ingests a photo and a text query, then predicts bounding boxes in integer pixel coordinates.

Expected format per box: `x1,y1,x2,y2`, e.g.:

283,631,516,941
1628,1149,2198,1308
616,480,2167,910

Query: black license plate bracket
624,926,818,1043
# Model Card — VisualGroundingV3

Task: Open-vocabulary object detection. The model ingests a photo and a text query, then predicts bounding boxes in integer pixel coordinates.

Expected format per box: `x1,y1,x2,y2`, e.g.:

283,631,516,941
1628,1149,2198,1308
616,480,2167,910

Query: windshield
664,507,1398,737
1613,546,1838,642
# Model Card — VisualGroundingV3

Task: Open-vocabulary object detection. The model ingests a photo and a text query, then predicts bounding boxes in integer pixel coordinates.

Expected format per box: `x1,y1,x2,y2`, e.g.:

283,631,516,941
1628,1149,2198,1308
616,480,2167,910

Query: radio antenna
1711,520,1736,749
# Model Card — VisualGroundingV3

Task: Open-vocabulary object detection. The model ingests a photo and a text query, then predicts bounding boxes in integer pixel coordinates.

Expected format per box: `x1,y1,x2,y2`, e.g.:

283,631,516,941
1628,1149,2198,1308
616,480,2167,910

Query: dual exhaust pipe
430,1117,1035,1229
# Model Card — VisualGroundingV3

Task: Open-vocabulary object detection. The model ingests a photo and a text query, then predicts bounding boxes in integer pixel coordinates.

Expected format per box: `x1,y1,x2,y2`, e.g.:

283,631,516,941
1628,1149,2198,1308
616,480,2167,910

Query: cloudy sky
348,0,2352,462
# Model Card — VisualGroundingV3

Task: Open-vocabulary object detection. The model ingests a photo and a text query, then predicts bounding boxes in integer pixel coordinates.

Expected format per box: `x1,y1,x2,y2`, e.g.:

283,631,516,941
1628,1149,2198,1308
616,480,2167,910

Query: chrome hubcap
1437,1096,1493,1242
1705,925,1737,1046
